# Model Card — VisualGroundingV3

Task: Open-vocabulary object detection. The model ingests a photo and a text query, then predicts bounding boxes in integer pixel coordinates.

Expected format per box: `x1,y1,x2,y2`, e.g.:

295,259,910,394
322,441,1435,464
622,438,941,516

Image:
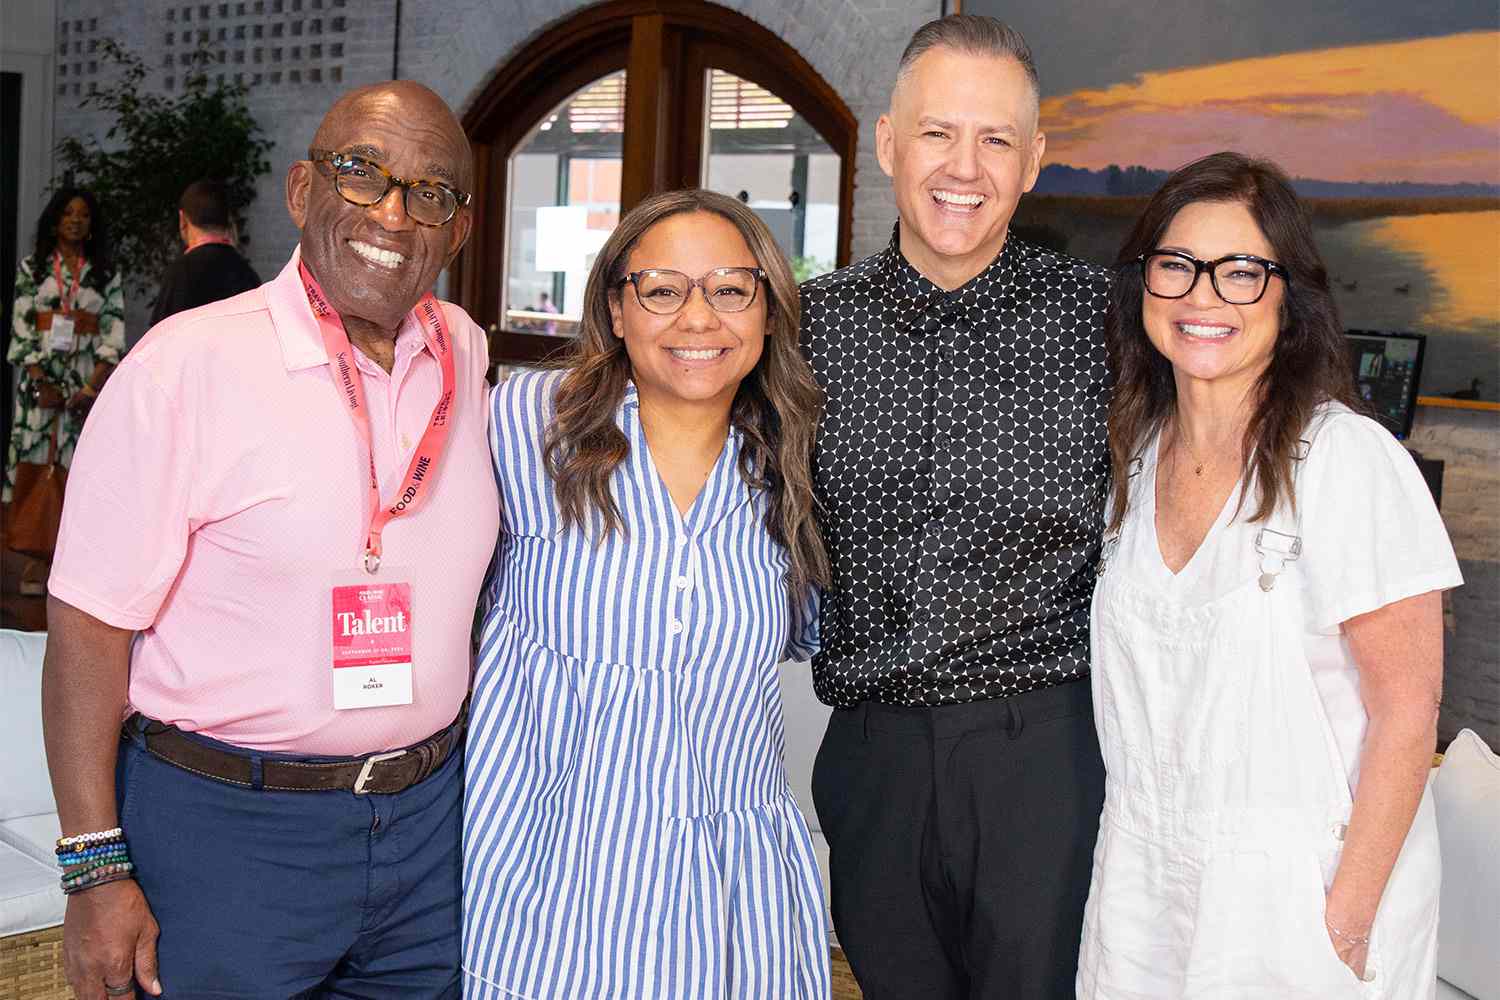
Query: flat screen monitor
1345,330,1425,440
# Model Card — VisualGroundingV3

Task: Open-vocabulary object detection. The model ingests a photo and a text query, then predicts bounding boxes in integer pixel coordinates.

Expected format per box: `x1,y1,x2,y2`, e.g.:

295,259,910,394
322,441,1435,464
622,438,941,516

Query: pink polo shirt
50,250,499,754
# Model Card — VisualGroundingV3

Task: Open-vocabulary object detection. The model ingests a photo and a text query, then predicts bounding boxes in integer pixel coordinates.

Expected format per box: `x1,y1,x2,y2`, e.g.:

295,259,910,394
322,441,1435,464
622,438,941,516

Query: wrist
1325,918,1371,947
56,826,135,895
1323,895,1375,937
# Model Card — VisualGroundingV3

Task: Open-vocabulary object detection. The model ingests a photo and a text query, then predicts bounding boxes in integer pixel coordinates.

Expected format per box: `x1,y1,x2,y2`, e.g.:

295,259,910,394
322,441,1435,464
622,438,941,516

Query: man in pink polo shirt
41,81,498,999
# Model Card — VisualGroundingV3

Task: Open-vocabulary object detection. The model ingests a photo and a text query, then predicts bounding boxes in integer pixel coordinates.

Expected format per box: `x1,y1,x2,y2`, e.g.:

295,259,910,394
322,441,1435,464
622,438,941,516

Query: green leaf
51,41,274,296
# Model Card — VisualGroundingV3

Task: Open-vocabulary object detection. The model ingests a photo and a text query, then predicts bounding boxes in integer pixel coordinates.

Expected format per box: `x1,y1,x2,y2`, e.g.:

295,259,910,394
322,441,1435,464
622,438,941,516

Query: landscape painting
980,1,1500,400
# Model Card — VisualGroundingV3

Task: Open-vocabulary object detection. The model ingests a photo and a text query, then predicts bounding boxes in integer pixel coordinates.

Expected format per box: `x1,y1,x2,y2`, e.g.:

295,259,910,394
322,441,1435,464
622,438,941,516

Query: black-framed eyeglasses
309,149,471,228
619,267,767,315
1138,250,1288,305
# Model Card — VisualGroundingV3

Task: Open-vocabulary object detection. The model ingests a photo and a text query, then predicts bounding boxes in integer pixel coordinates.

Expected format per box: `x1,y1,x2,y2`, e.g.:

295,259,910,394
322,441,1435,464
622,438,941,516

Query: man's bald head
287,80,474,338
311,81,473,191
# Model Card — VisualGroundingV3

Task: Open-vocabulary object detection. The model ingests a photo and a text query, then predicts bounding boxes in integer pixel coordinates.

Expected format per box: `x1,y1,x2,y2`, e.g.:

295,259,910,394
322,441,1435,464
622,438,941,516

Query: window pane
701,69,839,281
504,71,625,337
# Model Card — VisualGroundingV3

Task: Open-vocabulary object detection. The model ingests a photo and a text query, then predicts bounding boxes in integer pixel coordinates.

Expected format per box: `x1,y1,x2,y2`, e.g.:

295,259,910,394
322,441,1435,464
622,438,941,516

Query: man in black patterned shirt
801,16,1109,999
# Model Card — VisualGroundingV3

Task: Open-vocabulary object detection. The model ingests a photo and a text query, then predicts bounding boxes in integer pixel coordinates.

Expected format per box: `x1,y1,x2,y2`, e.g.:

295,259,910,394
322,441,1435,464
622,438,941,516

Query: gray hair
896,14,1040,103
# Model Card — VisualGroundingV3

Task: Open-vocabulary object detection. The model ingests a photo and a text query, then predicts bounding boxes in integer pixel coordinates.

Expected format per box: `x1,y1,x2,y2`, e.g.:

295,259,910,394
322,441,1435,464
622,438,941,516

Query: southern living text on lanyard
298,260,456,575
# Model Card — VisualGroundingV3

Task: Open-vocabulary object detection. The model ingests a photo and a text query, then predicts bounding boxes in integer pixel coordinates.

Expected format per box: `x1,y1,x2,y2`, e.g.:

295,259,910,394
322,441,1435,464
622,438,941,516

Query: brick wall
52,0,936,331
53,0,404,334
408,0,937,261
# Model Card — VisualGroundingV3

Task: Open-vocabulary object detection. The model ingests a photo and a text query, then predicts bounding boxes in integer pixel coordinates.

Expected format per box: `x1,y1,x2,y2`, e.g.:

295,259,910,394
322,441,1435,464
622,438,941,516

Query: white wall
2,0,58,240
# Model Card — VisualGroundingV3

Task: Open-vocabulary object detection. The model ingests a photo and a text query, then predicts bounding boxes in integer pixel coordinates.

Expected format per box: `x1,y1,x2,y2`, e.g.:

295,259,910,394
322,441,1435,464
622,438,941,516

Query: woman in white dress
1077,152,1462,999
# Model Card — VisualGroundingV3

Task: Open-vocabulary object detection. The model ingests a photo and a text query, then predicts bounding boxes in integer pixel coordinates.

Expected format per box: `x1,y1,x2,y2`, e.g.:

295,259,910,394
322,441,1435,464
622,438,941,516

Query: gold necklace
1174,421,1211,477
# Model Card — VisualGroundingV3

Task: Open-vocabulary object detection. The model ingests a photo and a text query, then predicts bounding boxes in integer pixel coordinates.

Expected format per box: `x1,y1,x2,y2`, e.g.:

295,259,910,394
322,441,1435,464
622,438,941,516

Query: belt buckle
353,749,407,795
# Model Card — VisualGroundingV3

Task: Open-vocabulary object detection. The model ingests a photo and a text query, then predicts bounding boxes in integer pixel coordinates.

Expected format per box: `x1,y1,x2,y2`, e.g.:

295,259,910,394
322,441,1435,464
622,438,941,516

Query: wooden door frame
457,0,858,365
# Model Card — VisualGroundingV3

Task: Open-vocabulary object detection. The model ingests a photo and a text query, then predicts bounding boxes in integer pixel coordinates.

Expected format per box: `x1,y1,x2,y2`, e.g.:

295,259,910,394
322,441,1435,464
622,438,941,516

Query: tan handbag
8,415,68,558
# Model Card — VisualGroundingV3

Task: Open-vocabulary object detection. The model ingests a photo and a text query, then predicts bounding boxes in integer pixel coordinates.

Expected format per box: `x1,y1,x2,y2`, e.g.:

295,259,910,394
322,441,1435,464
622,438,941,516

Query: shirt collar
265,246,429,372
877,221,1024,332
52,251,90,283
619,378,743,446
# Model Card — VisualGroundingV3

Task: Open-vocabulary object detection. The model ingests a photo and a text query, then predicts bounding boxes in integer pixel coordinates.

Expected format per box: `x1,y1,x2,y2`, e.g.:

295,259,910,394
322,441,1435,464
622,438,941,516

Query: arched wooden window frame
456,0,858,364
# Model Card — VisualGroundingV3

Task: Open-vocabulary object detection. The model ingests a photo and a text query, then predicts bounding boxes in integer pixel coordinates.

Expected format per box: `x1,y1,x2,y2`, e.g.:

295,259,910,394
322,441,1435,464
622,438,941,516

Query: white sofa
0,629,64,942
1431,727,1500,1000
779,659,1499,998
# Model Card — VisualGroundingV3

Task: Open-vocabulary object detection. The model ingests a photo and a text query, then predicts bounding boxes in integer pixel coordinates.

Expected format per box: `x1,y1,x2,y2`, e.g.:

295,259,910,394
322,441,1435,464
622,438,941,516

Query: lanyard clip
363,549,381,575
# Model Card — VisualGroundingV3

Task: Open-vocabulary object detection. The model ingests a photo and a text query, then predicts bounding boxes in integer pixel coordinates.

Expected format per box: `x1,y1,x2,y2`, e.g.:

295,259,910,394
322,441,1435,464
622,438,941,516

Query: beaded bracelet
56,828,135,895
62,869,136,897
62,856,132,878
56,843,130,865
62,861,134,890
55,837,125,859
55,827,123,850
61,859,133,882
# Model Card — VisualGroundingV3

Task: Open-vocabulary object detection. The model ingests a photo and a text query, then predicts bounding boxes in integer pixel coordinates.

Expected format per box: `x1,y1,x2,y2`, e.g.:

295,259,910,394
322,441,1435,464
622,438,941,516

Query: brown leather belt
123,709,464,795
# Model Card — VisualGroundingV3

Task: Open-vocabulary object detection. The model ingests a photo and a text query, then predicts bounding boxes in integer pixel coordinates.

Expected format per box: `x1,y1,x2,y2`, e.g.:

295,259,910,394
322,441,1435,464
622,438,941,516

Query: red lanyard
186,235,235,252
299,261,457,574
52,253,83,315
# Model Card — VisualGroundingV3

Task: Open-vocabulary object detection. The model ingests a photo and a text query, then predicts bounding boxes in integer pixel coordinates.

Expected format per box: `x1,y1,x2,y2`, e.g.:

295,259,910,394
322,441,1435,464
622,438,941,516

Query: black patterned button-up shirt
800,228,1111,708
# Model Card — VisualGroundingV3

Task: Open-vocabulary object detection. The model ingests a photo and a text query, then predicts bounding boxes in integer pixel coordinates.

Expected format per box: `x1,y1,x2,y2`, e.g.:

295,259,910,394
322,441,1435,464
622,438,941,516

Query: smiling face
877,46,1045,290
55,197,91,250
608,211,766,416
1142,199,1286,397
286,84,472,334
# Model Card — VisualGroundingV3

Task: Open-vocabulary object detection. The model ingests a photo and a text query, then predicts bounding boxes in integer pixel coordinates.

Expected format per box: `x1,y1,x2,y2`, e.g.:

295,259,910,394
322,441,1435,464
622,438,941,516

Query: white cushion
779,660,836,939
1439,978,1480,1000
0,629,52,821
0,813,62,869
0,839,64,937
778,659,830,831
1433,729,1500,1000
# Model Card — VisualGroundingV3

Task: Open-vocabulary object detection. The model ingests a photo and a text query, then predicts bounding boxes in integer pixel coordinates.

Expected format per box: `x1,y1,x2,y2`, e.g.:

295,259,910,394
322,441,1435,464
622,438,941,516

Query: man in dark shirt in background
800,15,1109,999
142,179,260,339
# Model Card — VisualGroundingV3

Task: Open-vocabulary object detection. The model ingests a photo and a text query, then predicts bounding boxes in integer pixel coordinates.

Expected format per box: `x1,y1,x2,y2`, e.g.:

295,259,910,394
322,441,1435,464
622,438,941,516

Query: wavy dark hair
1105,151,1359,532
542,188,830,597
30,187,114,285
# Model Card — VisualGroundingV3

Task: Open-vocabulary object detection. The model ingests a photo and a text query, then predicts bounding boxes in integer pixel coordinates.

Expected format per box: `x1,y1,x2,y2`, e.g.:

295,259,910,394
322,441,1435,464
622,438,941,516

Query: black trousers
811,678,1105,1000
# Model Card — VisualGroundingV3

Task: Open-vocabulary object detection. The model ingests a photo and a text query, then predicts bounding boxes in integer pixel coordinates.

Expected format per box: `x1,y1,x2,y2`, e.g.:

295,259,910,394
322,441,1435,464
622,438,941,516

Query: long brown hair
1106,152,1360,532
542,188,830,596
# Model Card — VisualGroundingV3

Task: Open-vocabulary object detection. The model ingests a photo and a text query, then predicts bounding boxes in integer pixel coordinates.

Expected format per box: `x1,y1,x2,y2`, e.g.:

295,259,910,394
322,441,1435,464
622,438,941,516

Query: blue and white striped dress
463,370,829,1000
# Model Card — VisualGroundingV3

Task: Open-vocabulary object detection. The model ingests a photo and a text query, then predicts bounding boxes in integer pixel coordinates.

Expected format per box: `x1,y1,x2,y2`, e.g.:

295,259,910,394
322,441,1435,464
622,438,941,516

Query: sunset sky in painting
1037,32,1500,184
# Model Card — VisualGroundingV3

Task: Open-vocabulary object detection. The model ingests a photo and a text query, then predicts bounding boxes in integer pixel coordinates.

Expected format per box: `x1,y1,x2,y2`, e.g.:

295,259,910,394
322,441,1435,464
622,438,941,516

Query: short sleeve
93,272,126,364
1296,410,1462,633
48,360,194,630
7,260,43,366
783,584,821,663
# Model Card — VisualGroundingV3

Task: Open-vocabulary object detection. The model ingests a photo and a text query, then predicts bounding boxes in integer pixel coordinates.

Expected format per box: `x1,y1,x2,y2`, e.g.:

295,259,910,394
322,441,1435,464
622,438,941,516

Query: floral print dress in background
4,254,125,501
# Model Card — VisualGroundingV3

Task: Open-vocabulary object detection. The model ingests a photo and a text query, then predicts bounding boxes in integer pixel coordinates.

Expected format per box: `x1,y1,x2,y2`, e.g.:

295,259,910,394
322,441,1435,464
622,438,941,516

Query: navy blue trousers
117,722,462,999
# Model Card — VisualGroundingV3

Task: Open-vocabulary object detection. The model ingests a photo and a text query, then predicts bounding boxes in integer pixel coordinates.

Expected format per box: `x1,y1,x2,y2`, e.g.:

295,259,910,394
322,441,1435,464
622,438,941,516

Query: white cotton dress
1077,403,1463,1000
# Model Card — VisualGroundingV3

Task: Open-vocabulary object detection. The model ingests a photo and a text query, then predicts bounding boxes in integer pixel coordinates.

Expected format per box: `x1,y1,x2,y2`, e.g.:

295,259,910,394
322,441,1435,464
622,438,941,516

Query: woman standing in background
5,187,125,501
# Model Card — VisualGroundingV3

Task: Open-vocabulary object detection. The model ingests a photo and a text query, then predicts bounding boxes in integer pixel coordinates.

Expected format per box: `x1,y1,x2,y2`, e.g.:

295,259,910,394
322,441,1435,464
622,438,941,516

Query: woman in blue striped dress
463,189,833,999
